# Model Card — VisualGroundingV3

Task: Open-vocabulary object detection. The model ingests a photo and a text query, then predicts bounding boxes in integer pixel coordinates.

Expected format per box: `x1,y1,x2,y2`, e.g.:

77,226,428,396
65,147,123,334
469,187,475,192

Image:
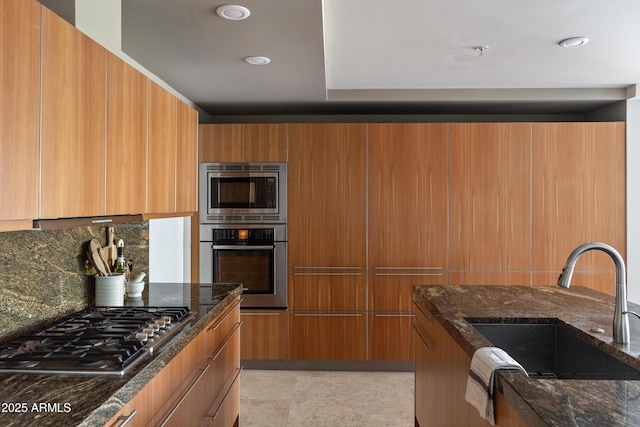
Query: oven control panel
213,228,274,243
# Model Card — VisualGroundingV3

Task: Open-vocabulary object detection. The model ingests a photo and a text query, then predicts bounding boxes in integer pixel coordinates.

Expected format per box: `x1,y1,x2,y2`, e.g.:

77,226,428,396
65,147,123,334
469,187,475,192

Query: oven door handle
212,245,274,250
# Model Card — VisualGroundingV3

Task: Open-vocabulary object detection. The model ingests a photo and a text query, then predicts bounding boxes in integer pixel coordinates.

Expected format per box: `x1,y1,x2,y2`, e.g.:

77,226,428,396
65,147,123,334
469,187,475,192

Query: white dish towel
465,347,528,425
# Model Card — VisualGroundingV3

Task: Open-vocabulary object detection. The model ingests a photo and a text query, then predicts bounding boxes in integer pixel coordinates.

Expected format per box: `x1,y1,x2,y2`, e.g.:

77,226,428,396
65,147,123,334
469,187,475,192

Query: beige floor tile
240,370,414,426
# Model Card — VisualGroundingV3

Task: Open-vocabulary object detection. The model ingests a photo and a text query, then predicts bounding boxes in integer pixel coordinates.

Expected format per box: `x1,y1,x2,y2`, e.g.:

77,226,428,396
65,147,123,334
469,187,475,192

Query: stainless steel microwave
199,162,287,224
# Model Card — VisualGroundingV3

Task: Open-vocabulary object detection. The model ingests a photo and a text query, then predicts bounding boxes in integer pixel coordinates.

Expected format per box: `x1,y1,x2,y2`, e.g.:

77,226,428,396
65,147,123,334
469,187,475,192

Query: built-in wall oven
200,224,287,308
200,162,288,308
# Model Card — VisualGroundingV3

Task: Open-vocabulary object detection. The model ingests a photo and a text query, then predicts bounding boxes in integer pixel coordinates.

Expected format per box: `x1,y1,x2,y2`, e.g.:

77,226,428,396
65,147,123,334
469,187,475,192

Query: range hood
32,215,144,231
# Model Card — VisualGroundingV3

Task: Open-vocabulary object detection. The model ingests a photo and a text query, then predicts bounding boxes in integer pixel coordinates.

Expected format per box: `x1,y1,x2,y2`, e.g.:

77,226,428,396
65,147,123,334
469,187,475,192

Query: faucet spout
557,242,629,344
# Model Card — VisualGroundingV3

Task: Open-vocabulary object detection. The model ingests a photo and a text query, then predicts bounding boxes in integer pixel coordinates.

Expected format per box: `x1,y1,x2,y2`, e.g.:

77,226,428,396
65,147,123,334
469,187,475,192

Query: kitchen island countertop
414,285,640,427
0,282,241,427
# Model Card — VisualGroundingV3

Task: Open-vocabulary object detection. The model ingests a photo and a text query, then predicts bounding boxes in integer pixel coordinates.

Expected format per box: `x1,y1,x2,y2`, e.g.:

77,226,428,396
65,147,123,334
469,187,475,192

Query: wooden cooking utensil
88,239,109,276
104,226,117,269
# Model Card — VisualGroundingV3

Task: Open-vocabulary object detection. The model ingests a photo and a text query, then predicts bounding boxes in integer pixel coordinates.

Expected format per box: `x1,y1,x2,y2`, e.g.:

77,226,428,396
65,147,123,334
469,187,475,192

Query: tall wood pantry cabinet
367,123,449,361
287,123,367,360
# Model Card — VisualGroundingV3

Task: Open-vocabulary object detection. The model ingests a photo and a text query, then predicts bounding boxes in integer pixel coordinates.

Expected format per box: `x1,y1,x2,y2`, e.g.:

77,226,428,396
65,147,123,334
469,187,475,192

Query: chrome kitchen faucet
557,242,640,344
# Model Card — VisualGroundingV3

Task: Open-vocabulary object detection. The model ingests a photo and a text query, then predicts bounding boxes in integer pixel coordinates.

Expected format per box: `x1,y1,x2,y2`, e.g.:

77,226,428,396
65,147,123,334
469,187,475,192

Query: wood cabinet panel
241,310,287,360
288,312,366,360
288,272,366,311
106,53,147,215
206,372,240,427
532,122,617,273
0,0,40,221
244,123,287,162
615,122,626,261
288,123,367,268
449,271,531,287
176,100,198,212
369,273,443,311
205,324,240,423
368,312,414,361
41,7,107,218
450,123,531,272
532,271,615,295
368,123,448,269
147,81,177,213
199,124,243,162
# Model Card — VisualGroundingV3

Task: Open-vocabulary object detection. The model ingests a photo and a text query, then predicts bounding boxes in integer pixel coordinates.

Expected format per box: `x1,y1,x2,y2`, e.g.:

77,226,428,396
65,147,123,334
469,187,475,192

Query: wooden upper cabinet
106,53,147,215
288,123,367,268
176,100,198,212
199,124,243,162
368,123,448,269
532,122,618,273
199,123,287,162
244,124,287,162
449,123,531,272
41,7,107,218
147,81,177,214
0,0,40,221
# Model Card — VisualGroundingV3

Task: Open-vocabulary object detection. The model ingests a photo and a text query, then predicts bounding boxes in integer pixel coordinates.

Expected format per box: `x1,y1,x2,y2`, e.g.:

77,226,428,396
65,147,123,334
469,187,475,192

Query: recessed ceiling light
216,5,250,20
244,56,271,65
559,37,589,48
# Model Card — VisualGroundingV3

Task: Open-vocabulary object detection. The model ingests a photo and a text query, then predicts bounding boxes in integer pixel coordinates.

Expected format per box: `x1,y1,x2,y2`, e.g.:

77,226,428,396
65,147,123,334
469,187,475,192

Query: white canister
95,273,126,306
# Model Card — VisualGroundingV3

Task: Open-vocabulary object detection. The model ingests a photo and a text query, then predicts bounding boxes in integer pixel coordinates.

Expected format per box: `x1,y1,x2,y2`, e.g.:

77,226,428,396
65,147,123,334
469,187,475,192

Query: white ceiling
116,0,640,117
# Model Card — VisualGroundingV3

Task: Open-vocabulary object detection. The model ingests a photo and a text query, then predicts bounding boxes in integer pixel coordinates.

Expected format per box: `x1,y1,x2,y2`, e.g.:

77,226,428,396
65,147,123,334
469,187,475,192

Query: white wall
75,1,192,283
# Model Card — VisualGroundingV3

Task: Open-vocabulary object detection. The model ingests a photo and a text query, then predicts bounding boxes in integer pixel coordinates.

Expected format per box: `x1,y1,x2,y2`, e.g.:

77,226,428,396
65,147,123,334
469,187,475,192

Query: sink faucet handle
623,311,640,321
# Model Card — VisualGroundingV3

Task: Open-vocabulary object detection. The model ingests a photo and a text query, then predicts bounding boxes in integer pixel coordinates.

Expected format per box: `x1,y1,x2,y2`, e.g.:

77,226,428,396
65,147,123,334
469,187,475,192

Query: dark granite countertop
414,285,640,427
0,282,241,427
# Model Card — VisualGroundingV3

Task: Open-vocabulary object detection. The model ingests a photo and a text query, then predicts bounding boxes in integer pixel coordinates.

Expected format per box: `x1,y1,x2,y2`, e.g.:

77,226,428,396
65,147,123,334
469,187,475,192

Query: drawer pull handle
241,312,282,316
293,266,361,270
375,266,442,270
115,410,137,427
293,272,362,276
209,367,243,421
412,301,433,322
412,322,435,349
209,321,242,361
375,273,443,276
160,365,211,427
374,314,414,318
293,313,362,317
209,298,241,331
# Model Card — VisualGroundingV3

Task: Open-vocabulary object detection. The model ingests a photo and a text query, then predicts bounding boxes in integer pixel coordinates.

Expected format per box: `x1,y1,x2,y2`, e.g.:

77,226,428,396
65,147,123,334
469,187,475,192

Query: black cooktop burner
0,306,195,376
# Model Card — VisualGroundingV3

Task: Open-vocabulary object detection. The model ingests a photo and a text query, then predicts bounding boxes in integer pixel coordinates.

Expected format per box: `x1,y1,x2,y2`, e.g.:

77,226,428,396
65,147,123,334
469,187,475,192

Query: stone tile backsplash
0,221,149,342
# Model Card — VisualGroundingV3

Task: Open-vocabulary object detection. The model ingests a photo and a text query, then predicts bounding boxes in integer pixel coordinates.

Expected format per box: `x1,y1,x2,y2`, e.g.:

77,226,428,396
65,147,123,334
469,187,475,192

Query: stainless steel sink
468,319,640,380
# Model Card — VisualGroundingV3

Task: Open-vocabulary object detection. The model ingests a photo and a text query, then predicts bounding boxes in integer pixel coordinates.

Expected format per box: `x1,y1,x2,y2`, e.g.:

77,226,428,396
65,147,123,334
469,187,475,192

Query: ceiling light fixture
559,37,589,48
244,56,271,65
216,5,251,20
474,46,489,56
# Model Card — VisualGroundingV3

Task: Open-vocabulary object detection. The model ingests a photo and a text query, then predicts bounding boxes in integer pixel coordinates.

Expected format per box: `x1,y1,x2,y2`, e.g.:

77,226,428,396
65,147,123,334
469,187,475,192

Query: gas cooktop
0,306,196,376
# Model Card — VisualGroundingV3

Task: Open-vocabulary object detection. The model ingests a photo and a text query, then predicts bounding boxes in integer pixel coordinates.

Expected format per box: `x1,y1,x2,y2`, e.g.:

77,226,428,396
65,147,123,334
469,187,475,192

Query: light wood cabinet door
106,53,147,215
199,124,243,162
288,312,366,360
288,272,366,311
0,0,40,221
368,123,448,270
41,7,107,218
288,123,367,268
241,310,287,360
147,81,177,214
176,99,198,212
244,123,287,162
368,312,414,361
532,122,618,276
449,123,531,272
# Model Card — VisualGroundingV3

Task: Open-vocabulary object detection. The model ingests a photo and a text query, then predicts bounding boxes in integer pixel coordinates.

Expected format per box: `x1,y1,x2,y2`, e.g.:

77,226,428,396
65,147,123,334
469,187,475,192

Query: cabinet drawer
205,298,241,353
160,364,209,427
369,273,444,311
368,312,414,361
288,272,366,311
206,369,240,427
288,312,366,360
241,310,287,360
205,320,241,414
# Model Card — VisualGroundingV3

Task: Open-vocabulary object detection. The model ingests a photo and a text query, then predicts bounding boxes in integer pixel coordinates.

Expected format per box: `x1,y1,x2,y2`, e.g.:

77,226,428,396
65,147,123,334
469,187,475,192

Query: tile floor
239,370,415,427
